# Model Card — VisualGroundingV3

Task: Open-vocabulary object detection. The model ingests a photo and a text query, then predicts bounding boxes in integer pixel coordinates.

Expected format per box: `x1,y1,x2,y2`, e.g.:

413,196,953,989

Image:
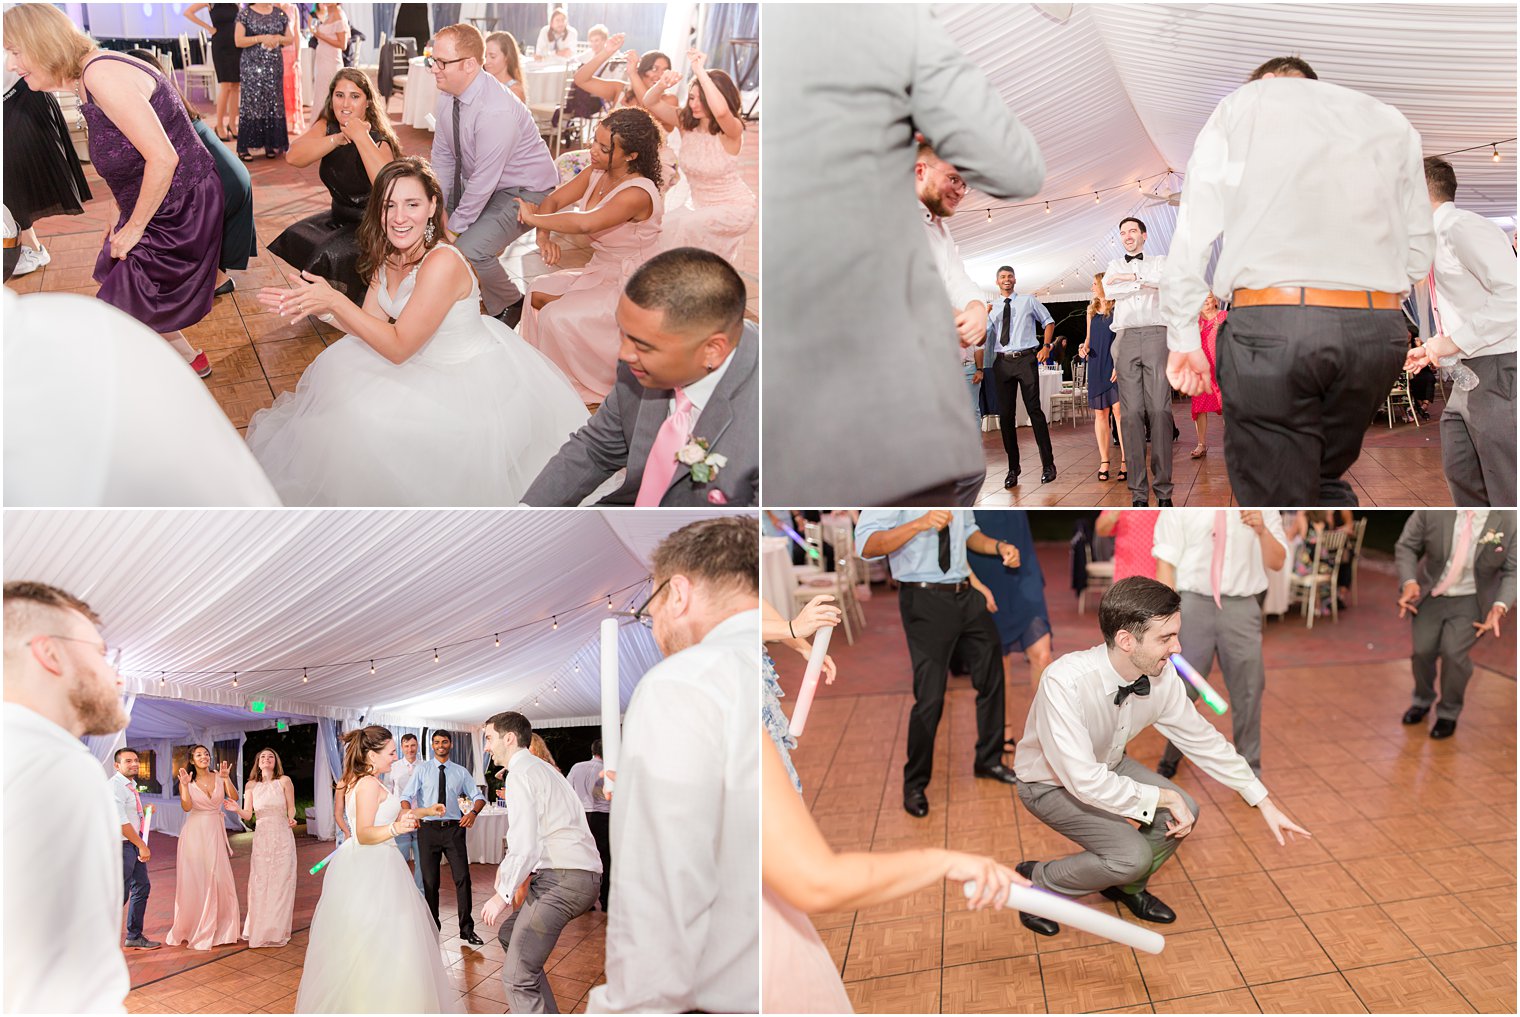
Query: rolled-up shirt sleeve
110,779,136,830
1448,215,1518,357
1150,671,1268,805
1150,511,1185,569
1033,679,1161,824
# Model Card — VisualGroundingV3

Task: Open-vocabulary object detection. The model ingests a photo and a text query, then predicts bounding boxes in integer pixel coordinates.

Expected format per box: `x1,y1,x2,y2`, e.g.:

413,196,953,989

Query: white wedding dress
246,244,589,506
295,779,461,1013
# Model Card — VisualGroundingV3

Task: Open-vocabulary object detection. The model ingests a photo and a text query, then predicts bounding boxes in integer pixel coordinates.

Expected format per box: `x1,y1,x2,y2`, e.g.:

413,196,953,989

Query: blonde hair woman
1080,272,1127,482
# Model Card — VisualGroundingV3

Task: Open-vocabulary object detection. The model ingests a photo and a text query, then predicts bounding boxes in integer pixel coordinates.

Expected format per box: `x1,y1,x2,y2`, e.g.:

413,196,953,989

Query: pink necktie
131,783,142,819
636,388,694,507
1210,510,1228,608
1431,511,1475,596
1427,268,1445,334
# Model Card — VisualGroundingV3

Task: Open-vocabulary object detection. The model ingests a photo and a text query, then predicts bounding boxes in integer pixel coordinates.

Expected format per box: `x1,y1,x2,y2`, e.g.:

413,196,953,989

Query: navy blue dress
1087,312,1118,410
970,510,1051,654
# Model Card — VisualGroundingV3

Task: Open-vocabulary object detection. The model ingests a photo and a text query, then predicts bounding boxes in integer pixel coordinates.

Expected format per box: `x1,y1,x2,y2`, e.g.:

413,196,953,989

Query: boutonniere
136,784,150,793
676,438,726,485
1479,529,1504,548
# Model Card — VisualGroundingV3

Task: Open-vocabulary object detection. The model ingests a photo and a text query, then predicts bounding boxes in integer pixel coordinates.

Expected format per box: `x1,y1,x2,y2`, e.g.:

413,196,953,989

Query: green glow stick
1170,654,1228,715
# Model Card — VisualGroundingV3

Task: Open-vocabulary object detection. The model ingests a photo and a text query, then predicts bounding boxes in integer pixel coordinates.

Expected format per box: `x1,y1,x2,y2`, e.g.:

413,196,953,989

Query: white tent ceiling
3,509,747,730
935,3,1517,301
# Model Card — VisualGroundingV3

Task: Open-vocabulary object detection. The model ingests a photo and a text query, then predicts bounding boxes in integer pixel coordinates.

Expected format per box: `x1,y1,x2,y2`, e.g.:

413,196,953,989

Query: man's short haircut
652,516,758,596
1248,56,1317,81
592,739,603,756
624,247,747,342
433,23,485,62
431,729,453,742
1118,216,1147,234
484,711,533,748
400,733,418,744
4,581,101,656
1098,577,1181,648
1424,156,1458,203
114,747,138,762
997,265,1015,276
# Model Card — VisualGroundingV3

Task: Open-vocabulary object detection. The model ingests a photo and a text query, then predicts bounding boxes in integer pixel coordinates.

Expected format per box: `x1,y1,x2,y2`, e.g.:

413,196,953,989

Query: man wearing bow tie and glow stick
1009,577,1310,941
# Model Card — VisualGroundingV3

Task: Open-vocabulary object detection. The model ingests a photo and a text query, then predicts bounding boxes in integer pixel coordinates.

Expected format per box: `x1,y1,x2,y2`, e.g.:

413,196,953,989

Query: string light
302,668,308,684
986,208,992,221
606,596,613,610
231,672,238,688
433,649,439,663
494,634,500,647
370,660,376,674
1094,192,1100,203
1044,201,1051,214
1493,144,1502,162
552,616,558,630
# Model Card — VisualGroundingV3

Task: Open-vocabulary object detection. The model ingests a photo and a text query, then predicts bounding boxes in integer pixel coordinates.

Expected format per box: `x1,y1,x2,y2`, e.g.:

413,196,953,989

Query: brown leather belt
1,236,15,250
1232,287,1402,310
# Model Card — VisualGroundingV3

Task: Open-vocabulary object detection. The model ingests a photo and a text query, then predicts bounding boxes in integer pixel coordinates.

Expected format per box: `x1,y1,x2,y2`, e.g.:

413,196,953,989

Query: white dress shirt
1152,509,1287,598
922,205,984,312
1436,509,1489,598
1160,77,1433,352
387,754,420,802
1103,253,1168,331
1014,645,1268,824
4,704,130,1013
494,748,602,901
567,757,610,814
1431,202,1517,359
586,608,760,1015
109,771,144,838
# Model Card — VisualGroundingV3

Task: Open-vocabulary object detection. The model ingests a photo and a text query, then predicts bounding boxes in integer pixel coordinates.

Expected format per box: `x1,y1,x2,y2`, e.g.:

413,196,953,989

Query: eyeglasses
29,634,122,673
623,579,670,629
423,54,472,69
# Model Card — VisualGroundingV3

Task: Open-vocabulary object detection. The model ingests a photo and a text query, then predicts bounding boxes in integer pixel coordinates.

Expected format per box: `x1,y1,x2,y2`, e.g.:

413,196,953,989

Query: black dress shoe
214,278,236,297
1402,706,1430,725
1430,718,1457,739
1131,497,1149,507
461,931,485,946
973,763,1018,784
1155,759,1177,780
1157,498,1174,507
497,297,526,329
1004,470,1018,489
903,789,929,817
1041,465,1057,483
1101,887,1176,923
1014,861,1059,936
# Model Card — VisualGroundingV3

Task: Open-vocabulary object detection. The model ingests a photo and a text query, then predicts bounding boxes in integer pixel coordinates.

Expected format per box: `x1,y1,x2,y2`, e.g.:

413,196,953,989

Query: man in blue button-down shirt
402,730,487,944
856,510,1023,818
985,267,1058,490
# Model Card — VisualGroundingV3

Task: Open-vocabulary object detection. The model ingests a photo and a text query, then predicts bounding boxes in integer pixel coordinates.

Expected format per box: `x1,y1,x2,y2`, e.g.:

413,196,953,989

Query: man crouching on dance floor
1010,576,1311,936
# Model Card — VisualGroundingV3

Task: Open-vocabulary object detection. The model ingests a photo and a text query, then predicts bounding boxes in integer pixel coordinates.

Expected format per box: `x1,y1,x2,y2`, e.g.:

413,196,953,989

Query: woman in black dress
235,3,292,160
2,68,92,276
184,3,242,141
267,68,400,304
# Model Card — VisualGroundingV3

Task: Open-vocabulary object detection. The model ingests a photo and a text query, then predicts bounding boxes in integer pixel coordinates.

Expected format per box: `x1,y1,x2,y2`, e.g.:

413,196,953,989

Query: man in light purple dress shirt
428,24,560,326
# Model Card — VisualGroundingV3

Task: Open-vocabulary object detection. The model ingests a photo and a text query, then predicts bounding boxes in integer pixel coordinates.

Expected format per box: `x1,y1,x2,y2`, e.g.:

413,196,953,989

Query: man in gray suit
764,4,1045,506
523,248,757,506
1395,510,1516,739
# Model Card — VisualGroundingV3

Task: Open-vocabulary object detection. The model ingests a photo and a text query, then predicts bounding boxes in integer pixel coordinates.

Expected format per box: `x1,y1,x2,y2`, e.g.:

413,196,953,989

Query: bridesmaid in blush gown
644,51,755,265
166,746,241,950
226,749,297,948
519,107,665,402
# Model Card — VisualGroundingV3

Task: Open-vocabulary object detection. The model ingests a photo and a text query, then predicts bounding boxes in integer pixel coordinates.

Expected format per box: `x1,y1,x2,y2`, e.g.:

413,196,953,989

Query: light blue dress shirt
985,293,1054,353
404,758,485,821
855,510,981,583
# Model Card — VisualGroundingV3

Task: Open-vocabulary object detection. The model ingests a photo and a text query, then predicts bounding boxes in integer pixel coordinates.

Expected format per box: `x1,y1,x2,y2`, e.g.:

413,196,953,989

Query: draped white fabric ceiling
3,509,744,730
935,2,1518,301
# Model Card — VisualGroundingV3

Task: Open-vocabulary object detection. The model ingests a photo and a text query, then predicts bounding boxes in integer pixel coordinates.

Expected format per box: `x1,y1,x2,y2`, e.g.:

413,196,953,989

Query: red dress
1112,510,1161,582
1191,309,1225,419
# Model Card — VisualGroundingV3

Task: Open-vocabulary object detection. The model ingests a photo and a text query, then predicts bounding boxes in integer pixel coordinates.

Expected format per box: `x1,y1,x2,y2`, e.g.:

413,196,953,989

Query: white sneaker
11,245,50,276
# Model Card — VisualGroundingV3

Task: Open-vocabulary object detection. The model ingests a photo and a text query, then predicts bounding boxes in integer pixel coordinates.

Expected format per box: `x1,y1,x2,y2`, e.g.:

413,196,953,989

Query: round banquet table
465,806,511,864
402,58,578,130
761,536,793,616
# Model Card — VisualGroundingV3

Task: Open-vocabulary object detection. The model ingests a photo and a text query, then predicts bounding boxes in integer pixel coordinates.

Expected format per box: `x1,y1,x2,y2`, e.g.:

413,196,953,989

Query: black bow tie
1113,675,1151,706
1125,253,1143,262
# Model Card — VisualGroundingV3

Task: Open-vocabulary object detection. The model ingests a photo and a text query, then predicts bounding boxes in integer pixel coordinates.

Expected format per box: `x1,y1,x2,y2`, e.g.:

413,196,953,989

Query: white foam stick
787,626,835,738
600,618,620,796
140,804,154,846
963,881,1166,954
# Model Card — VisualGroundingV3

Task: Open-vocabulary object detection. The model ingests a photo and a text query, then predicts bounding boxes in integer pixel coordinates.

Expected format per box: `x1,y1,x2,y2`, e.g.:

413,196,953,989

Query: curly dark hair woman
603,106,664,190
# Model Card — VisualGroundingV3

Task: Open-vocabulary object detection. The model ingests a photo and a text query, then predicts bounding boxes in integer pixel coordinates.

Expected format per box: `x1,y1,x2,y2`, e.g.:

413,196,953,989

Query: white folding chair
180,32,218,102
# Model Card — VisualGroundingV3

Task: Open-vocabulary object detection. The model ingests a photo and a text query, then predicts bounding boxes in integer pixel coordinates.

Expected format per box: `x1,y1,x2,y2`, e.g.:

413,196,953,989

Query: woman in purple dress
3,4,223,378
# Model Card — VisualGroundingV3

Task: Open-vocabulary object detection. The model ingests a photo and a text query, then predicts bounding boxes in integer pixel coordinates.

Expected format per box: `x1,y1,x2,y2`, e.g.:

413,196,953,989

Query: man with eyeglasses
4,581,131,1012
428,23,559,328
586,516,759,1014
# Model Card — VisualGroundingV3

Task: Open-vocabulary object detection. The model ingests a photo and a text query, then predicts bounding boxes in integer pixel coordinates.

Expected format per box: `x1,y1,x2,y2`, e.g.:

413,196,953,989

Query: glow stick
786,626,835,738
779,523,822,560
600,618,620,797
963,882,1166,954
1169,654,1228,715
140,804,154,845
309,847,339,875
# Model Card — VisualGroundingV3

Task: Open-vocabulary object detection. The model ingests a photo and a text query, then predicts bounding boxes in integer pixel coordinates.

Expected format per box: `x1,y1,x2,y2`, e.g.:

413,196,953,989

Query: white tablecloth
524,63,572,106
402,57,438,129
465,808,510,864
986,366,1064,430
1265,537,1301,616
761,536,793,616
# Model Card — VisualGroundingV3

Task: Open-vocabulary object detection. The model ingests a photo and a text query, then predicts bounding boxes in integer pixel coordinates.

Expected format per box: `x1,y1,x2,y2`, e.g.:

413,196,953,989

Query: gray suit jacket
522,323,758,506
763,4,1045,504
1394,510,1516,611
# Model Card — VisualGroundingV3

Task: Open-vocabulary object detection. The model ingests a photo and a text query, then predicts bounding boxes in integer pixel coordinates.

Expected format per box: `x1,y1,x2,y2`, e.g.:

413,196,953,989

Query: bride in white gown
247,157,589,506
296,726,460,1013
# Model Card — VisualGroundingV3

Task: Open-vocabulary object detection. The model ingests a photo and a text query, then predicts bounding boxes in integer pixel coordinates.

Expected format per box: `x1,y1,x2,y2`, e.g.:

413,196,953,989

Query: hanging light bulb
370,660,376,674
1094,192,1100,204
1044,201,1051,214
1136,179,1142,191
552,616,558,630
159,672,166,687
606,596,613,610
494,633,500,647
985,208,991,222
302,668,309,684
574,663,581,672
434,649,439,663
232,672,238,688
1493,144,1502,162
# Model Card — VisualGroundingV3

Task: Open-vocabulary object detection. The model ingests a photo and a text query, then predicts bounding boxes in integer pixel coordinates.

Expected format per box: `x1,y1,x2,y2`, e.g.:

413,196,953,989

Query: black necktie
436,763,447,815
1114,676,1151,706
938,524,952,574
449,97,463,214
1125,253,1143,262
1000,297,1011,347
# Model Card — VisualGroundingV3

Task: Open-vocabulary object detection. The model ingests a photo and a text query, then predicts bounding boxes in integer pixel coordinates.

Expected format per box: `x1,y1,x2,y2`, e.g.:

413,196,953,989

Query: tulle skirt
245,316,589,506
296,840,461,1013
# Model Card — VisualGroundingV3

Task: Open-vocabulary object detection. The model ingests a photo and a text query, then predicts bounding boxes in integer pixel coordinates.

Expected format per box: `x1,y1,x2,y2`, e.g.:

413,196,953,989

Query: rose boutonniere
676,438,726,484
1479,529,1504,549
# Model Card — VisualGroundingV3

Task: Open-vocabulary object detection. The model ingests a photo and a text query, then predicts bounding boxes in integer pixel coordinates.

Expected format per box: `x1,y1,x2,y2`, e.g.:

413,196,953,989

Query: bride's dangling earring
424,220,436,244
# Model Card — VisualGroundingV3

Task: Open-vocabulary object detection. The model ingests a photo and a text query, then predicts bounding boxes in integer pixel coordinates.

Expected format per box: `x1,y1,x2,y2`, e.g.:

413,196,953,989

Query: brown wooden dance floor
120,832,606,1013
772,545,1516,1013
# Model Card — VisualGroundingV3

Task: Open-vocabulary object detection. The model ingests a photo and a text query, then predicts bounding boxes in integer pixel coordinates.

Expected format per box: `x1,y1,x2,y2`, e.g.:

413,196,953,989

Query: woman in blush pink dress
226,748,297,948
166,745,241,950
643,50,754,265
278,2,305,134
1190,294,1226,458
518,107,665,402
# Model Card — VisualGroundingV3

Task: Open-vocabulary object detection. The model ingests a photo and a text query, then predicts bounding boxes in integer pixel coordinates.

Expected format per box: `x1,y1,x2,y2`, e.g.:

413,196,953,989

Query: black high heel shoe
1098,460,1110,482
